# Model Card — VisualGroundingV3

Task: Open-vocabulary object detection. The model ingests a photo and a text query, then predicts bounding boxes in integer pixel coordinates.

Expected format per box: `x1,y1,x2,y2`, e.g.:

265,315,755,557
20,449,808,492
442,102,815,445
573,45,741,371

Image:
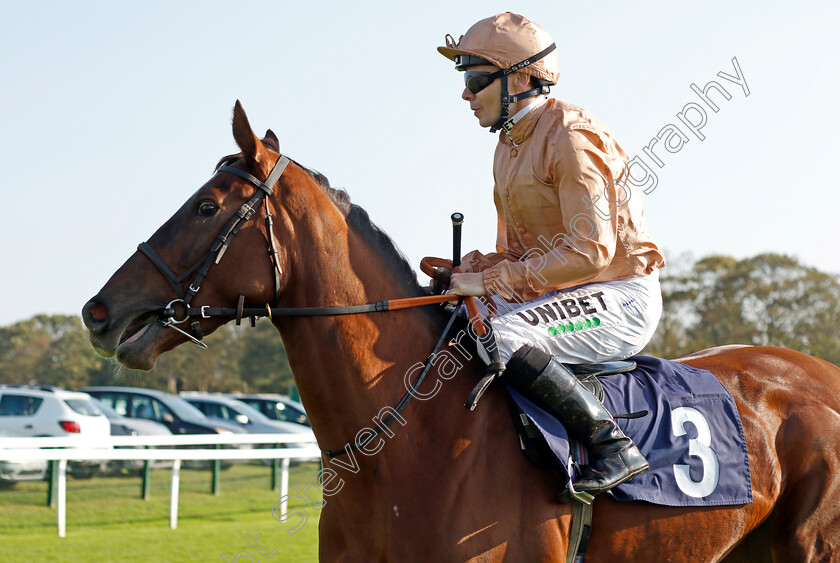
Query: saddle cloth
506,355,753,506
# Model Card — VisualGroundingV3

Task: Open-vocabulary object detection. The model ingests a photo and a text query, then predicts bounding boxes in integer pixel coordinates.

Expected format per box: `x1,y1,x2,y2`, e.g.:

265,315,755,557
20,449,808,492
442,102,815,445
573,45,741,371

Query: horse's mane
216,152,448,317
294,161,430,299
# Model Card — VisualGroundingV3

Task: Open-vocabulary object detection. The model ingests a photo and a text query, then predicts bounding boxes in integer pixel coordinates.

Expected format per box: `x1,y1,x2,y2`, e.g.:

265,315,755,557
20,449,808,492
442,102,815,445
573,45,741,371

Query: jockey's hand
428,269,452,294
449,272,486,296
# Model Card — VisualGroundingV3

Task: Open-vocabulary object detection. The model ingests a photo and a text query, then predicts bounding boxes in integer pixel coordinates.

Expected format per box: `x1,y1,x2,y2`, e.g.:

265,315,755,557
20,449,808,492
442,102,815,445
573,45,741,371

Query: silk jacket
461,98,665,302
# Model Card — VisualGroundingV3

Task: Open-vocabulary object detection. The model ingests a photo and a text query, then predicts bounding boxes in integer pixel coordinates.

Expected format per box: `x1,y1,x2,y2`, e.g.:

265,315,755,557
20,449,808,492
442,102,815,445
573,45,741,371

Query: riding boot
504,345,649,497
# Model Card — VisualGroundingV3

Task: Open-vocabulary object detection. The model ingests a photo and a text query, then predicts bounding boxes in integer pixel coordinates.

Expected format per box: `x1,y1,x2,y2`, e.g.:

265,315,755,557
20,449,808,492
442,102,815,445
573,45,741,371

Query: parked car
94,399,172,438
180,393,314,441
79,387,247,470
78,387,245,435
0,385,111,439
227,393,310,426
0,429,48,485
0,385,111,477
92,399,172,472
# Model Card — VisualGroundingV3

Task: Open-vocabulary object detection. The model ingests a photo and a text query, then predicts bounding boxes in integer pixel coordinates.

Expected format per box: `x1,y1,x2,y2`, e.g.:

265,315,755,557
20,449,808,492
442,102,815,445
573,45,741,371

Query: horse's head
82,101,302,370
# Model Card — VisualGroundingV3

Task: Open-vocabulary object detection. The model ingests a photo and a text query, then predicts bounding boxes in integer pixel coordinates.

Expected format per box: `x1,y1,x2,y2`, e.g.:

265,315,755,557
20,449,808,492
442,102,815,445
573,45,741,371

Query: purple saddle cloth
506,355,752,506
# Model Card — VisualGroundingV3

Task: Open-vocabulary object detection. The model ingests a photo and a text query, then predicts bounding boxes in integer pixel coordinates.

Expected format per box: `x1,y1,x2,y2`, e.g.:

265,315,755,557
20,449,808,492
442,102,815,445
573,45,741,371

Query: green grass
0,462,322,562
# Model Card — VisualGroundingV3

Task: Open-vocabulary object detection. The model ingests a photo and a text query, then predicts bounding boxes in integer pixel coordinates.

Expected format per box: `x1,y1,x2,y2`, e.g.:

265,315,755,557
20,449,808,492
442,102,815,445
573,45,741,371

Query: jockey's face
461,66,533,129
461,65,504,128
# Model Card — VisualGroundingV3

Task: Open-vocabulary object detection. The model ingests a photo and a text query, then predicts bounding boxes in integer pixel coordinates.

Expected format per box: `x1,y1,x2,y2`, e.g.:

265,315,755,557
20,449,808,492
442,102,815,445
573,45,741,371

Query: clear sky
1,0,837,327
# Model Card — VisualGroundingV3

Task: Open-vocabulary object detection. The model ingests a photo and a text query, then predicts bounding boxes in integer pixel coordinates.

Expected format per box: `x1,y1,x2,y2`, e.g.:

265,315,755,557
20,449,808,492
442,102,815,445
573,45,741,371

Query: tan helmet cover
438,12,559,85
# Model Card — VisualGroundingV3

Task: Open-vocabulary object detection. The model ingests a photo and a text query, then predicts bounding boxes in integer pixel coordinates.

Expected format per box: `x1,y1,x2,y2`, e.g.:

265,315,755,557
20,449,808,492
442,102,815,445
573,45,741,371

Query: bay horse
83,102,840,562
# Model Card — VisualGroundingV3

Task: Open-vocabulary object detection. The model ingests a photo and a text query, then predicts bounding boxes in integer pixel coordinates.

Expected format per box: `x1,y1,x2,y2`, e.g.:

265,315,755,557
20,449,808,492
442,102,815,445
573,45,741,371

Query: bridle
138,155,290,348
135,152,478,457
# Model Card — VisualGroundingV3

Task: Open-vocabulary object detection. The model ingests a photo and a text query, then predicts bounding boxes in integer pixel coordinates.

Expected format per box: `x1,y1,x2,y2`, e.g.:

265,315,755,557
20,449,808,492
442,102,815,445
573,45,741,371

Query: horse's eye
198,202,218,217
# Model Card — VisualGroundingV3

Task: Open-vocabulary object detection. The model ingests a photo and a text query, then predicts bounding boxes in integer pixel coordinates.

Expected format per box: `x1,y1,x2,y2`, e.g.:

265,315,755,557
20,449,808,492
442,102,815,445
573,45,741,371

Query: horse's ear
263,129,280,152
231,100,270,170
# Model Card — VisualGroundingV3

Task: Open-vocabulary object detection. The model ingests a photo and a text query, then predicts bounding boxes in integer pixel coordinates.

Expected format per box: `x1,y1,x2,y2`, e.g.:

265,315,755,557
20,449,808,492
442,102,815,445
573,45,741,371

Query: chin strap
490,83,550,133
487,42,556,133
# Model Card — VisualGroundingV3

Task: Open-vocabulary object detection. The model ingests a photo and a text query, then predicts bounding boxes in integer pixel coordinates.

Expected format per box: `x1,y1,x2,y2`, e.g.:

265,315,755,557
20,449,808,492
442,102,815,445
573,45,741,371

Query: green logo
548,317,600,336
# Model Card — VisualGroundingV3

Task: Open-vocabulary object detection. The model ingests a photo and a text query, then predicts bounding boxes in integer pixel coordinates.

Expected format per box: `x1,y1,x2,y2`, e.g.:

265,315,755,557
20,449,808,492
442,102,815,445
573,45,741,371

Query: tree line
1,253,838,394
0,314,295,395
644,252,840,365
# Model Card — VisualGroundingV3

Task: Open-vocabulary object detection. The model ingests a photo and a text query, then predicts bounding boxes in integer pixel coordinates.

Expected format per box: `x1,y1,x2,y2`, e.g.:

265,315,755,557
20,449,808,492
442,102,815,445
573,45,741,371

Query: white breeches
476,270,662,365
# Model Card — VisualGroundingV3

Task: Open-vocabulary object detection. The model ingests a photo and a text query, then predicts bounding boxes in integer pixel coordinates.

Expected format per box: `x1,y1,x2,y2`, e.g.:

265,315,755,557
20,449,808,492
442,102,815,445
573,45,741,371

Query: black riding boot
505,345,649,497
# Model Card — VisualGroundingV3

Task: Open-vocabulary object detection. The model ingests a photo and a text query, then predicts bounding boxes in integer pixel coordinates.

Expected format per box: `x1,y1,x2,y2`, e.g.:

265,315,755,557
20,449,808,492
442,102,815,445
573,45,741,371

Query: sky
1,0,838,327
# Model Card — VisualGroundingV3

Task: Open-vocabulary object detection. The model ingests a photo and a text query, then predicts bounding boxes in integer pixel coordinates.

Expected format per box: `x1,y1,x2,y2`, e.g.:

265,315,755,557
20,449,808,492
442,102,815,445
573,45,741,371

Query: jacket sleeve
455,249,512,273
481,127,619,301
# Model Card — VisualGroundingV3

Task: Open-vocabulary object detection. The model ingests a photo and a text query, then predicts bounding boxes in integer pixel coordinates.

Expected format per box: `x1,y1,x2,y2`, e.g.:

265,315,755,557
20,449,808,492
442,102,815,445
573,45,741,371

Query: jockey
437,13,666,497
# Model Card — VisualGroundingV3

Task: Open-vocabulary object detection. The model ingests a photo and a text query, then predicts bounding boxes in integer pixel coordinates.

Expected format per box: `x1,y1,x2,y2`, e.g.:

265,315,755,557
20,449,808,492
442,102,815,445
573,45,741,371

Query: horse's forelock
214,153,240,171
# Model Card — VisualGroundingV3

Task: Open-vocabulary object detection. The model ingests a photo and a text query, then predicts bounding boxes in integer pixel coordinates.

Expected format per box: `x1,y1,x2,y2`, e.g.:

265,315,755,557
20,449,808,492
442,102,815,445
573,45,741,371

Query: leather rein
136,153,472,457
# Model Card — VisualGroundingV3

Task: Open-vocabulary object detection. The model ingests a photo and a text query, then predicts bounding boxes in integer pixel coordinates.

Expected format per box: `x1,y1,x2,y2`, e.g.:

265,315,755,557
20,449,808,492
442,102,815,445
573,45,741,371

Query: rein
171,293,463,323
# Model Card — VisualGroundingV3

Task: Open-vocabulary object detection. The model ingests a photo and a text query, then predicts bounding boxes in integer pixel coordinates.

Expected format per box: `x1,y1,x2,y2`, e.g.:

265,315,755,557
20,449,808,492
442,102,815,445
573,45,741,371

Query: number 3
671,406,720,498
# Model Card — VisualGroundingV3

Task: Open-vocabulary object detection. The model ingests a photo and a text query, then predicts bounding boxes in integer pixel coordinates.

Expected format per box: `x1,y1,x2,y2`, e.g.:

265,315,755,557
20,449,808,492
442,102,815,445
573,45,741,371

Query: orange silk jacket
461,98,665,302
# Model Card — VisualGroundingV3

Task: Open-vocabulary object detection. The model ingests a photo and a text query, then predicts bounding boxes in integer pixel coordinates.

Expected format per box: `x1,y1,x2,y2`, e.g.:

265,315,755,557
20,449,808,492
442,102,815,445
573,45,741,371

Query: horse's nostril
83,300,109,329
91,303,108,322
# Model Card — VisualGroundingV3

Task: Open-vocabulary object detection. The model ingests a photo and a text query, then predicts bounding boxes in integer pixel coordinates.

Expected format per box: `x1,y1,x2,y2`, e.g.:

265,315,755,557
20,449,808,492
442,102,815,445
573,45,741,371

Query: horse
82,102,840,562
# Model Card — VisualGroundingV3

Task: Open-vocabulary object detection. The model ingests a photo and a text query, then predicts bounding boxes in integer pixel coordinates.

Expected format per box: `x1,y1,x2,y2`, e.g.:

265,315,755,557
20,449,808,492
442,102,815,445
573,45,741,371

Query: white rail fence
0,434,321,537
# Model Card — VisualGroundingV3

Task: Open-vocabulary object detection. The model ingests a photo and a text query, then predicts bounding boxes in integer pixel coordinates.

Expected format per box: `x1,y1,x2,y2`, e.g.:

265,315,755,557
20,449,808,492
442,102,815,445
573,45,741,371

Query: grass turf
0,462,322,562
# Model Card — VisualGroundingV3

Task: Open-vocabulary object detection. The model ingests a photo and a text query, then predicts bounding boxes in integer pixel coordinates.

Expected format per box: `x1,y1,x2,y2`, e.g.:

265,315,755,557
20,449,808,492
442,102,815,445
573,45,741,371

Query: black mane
294,161,430,299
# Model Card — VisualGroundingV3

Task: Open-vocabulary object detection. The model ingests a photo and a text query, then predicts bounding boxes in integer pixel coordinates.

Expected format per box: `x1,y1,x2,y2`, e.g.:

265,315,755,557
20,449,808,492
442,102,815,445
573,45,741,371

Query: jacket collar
501,97,549,146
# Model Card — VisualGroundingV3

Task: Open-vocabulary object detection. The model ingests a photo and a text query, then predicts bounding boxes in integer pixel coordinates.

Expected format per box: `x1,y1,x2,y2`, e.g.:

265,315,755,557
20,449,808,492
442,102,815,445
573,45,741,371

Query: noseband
138,155,290,347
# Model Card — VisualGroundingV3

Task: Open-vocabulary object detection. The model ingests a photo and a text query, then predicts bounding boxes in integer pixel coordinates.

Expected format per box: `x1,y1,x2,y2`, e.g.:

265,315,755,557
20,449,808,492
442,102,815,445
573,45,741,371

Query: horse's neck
274,218,443,455
268,206,522,551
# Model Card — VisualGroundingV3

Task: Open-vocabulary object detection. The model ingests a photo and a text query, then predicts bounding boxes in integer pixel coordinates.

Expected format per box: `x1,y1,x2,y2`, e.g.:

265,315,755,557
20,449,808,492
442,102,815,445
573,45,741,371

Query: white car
0,385,111,439
0,429,48,483
0,385,112,477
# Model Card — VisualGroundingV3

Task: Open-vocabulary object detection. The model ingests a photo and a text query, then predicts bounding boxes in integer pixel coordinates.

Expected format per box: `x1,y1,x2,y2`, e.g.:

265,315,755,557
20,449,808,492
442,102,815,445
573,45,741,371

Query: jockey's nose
82,298,109,333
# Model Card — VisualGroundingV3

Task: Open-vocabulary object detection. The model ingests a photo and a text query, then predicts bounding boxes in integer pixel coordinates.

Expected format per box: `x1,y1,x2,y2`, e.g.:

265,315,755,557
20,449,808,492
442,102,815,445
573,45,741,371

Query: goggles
463,70,505,94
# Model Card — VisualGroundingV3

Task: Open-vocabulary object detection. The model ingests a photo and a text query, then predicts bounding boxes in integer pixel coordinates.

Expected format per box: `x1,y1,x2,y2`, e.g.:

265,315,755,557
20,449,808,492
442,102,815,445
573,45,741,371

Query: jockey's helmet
438,13,559,132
